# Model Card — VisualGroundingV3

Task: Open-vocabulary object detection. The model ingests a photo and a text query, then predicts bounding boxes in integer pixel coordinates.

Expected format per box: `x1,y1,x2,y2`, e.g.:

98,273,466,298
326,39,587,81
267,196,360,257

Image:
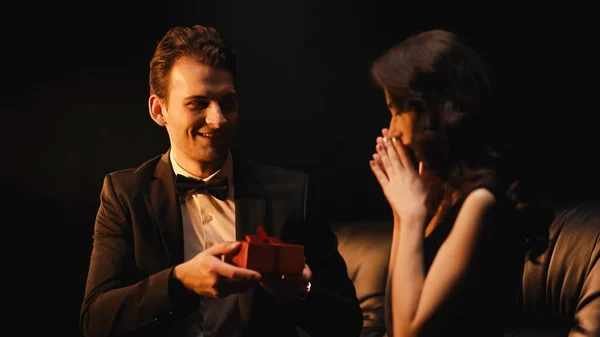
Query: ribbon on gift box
245,226,285,244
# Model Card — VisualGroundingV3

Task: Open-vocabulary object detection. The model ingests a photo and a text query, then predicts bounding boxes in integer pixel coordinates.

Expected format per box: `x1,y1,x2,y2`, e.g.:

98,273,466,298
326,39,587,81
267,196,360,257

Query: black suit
80,151,362,337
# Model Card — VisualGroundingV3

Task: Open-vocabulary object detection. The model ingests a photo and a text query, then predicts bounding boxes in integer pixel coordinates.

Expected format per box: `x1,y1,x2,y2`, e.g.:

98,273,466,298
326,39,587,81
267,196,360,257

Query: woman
369,30,534,337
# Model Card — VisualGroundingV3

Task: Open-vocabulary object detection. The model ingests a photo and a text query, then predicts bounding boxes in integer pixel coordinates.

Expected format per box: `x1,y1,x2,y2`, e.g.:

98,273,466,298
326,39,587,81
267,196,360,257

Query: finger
206,241,241,256
372,153,387,174
213,260,262,281
390,137,417,174
370,158,389,184
301,264,312,282
382,128,389,138
376,137,395,175
381,136,404,173
372,152,383,166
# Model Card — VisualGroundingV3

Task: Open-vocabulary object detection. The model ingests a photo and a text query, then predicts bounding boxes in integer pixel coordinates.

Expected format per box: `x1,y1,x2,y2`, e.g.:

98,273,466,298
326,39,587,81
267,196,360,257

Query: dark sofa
332,201,600,337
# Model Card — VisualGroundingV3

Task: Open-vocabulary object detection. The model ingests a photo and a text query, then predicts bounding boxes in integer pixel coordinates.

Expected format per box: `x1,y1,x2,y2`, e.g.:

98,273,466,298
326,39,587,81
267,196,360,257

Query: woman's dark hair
371,29,535,206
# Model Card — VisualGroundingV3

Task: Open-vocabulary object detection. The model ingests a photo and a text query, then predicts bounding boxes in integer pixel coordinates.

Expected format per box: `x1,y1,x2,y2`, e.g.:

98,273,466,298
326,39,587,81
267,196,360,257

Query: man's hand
259,264,312,304
174,241,262,298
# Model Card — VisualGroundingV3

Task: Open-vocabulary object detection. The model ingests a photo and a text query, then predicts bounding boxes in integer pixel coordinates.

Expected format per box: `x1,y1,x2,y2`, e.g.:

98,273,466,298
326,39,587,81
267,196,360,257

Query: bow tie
175,174,229,201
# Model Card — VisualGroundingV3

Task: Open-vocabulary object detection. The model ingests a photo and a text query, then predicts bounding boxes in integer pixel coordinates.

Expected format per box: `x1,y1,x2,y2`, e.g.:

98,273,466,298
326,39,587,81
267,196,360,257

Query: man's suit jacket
80,151,362,337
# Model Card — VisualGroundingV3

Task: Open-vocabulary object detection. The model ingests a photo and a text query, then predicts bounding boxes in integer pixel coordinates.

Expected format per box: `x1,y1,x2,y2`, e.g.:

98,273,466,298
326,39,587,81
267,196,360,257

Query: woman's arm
388,211,401,279
390,188,497,337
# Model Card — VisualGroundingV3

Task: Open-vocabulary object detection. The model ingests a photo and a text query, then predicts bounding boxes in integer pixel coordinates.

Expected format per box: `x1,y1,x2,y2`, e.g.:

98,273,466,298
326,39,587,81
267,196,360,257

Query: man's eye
189,101,209,110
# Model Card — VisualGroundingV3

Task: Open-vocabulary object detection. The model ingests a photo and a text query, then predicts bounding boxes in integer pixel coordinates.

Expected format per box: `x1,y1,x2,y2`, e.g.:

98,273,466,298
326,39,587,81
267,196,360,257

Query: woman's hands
370,128,429,227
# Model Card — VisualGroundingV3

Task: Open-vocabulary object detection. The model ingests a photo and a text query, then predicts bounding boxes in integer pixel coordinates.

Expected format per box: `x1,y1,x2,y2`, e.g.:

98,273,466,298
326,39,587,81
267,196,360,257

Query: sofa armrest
520,202,600,337
571,228,599,337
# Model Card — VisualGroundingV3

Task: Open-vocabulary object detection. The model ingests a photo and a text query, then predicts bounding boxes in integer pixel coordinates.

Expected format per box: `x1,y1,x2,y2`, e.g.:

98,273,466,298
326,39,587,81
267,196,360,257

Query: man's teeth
200,133,213,138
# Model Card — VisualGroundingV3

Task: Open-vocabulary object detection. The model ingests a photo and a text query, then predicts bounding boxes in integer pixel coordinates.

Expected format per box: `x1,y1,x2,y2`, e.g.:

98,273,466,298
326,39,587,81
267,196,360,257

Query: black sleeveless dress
384,181,522,337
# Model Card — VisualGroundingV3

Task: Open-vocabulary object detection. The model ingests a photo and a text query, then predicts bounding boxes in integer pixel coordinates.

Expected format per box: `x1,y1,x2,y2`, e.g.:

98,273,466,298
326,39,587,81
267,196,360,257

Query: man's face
154,57,238,166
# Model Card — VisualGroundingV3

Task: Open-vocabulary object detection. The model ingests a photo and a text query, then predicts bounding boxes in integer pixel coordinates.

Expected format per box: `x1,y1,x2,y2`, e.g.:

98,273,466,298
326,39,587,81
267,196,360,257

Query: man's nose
206,102,227,127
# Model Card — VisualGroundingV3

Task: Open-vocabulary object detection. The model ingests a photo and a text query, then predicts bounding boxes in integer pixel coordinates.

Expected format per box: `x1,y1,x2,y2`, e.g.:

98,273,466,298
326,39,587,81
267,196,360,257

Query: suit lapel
232,154,268,329
144,151,184,266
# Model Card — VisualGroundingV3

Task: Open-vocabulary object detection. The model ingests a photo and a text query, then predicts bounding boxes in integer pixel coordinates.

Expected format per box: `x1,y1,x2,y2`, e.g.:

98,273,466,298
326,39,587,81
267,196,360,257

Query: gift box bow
245,225,285,244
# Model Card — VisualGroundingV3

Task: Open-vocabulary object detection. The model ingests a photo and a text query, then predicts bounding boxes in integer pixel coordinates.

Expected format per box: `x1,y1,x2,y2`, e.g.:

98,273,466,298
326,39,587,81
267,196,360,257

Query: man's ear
149,95,167,126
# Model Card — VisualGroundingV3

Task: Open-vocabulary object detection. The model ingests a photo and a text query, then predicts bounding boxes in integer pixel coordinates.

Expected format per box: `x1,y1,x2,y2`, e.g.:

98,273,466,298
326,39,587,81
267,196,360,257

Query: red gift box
225,226,305,275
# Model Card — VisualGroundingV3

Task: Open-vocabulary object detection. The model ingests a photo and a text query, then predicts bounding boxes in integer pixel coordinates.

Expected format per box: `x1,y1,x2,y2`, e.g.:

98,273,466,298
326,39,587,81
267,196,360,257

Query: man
79,24,362,337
